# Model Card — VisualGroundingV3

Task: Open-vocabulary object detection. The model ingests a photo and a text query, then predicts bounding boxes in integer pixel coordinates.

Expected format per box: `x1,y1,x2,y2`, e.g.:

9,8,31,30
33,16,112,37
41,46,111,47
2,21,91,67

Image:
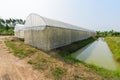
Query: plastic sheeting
24,27,95,51
14,24,25,31
25,13,95,32
14,24,25,38
24,26,45,30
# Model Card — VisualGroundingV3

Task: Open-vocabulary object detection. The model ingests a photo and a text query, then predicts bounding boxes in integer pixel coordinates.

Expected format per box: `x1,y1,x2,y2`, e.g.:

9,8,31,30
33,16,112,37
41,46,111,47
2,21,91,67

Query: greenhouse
14,13,96,51
14,24,25,39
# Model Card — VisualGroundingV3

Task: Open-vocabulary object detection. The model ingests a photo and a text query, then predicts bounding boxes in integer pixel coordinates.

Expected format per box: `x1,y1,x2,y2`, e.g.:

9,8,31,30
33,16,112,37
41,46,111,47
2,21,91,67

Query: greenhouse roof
25,13,95,32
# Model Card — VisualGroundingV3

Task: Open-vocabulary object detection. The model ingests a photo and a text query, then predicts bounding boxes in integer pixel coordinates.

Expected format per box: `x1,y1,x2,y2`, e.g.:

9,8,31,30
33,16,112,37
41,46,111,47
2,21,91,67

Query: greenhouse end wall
14,30,24,39
24,26,93,51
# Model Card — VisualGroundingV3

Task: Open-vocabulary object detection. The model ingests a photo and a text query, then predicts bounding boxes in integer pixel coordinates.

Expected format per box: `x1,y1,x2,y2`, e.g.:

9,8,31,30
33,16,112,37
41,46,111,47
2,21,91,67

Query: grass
54,37,97,64
105,37,120,62
5,36,120,80
5,37,37,58
52,67,65,79
83,62,120,79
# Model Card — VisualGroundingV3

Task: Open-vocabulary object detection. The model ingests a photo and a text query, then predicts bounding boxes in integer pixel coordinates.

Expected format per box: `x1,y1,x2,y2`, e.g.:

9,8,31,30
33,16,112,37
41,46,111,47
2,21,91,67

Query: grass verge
105,37,120,62
54,37,97,64
5,37,37,58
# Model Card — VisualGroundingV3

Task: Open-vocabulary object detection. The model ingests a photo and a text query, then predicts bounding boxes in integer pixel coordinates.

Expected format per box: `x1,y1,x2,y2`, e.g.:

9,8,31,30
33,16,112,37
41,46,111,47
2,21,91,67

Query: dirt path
0,36,48,80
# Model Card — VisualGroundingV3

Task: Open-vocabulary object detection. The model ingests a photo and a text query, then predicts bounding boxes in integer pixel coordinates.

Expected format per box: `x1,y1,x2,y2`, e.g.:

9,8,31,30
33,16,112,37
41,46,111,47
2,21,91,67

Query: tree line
97,30,120,37
0,18,25,35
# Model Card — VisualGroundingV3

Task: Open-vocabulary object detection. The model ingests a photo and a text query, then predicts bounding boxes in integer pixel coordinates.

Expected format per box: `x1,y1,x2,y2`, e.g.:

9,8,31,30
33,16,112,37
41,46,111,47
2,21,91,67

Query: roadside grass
105,37,120,62
5,37,37,58
5,37,120,80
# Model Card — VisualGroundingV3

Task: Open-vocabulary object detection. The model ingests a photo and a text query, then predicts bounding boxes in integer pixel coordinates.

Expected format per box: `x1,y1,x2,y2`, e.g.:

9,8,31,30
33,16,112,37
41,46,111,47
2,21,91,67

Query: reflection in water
72,38,117,70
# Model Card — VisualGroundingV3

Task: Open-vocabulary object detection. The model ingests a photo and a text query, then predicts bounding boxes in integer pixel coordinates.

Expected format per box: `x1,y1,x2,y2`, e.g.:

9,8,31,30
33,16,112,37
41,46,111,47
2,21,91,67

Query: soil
0,36,49,80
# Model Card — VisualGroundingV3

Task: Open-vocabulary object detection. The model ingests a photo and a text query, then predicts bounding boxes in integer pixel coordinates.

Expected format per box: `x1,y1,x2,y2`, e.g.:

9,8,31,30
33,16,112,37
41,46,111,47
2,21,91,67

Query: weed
28,60,34,64
52,67,65,79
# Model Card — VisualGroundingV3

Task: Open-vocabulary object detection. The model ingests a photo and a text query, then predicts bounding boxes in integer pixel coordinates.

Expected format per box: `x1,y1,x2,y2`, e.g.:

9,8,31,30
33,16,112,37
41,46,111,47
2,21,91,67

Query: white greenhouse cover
14,24,26,31
25,13,95,32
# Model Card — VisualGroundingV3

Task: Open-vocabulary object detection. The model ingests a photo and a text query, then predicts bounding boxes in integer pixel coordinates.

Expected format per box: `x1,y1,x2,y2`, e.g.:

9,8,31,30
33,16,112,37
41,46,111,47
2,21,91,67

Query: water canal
72,38,118,70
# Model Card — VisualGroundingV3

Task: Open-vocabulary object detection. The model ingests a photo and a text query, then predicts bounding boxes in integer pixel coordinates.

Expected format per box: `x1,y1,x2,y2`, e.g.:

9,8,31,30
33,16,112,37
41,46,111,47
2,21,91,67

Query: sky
0,0,120,31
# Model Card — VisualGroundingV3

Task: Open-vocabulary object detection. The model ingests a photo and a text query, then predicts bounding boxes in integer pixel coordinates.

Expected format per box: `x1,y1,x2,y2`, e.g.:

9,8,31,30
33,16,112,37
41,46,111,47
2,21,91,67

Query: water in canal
72,38,117,70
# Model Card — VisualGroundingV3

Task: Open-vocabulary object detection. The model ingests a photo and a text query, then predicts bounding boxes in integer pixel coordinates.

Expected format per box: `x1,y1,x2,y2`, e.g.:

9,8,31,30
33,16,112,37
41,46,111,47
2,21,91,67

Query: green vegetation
52,67,65,79
5,37,120,80
0,28,14,35
5,38,36,58
83,62,120,79
97,30,120,37
0,18,25,35
55,37,97,64
106,37,120,62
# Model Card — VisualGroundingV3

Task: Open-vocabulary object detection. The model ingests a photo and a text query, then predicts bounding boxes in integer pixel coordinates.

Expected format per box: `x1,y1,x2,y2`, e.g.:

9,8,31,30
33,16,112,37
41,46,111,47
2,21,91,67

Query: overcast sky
0,0,120,31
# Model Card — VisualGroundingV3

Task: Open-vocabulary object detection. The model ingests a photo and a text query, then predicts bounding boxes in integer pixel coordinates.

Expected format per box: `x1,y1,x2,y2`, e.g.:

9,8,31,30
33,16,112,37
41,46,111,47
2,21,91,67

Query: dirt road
0,36,48,80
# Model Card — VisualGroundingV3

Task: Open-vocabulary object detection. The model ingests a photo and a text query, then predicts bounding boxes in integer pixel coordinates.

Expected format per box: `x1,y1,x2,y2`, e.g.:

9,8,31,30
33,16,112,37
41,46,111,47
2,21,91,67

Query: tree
0,18,25,35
